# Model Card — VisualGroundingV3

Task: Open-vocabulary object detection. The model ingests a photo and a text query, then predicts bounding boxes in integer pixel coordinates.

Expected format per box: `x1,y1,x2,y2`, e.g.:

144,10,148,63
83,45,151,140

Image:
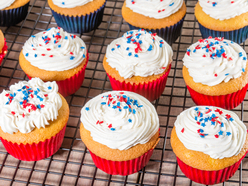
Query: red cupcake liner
177,151,248,185
107,64,171,102
0,39,8,65
89,148,154,176
0,125,66,161
27,52,89,97
187,83,248,110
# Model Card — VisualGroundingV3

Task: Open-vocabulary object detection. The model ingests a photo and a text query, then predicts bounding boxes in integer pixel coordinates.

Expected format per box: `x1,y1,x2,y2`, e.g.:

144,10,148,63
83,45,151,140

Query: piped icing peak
126,0,183,19
183,37,247,86
175,106,247,159
199,0,248,20
106,29,173,79
0,78,62,134
22,27,87,71
0,0,14,9
52,0,93,8
80,91,159,150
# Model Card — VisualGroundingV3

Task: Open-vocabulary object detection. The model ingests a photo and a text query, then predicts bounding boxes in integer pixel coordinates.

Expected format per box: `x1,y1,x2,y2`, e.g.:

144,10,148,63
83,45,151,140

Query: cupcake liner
89,148,154,176
27,52,89,97
198,22,248,44
0,39,8,66
106,64,171,102
177,151,247,185
0,125,66,161
0,2,30,27
51,3,106,34
186,83,248,110
128,16,185,45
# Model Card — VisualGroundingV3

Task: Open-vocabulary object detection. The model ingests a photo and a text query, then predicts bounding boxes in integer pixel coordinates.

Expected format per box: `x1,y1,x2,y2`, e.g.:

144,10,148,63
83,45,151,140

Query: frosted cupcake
171,106,248,184
19,27,88,97
103,29,173,102
48,0,106,33
122,0,186,44
0,78,69,161
0,30,8,65
195,0,248,43
183,37,248,110
0,0,30,26
80,91,160,175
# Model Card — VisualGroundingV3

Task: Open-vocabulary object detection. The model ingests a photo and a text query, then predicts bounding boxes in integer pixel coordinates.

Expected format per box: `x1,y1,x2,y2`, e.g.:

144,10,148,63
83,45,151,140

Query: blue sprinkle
159,43,163,48
199,118,203,122
200,113,203,117
37,105,41,109
225,73,229,76
5,102,9,105
123,95,127,98
134,54,138,57
138,105,143,108
211,121,215,125
85,107,90,111
212,2,217,6
211,113,216,118
34,91,38,95
119,108,122,112
81,46,85,49
226,132,231,136
117,102,120,106
58,45,61,48
201,123,206,127
243,57,247,60
195,116,197,121
193,49,196,53
204,117,209,122
229,117,234,122
169,2,174,6
148,45,153,51
242,68,245,72
70,56,75,60
139,40,142,44
25,53,29,57
200,135,205,138
65,36,68,39
39,97,44,101
199,129,204,133
128,52,132,56
112,106,117,109
48,86,52,90
111,48,115,51
110,128,115,131
126,47,129,51
31,35,36,38
218,130,223,135
83,54,85,58
194,107,199,111
101,102,106,105
133,109,136,114
117,45,120,48
239,52,243,57
37,88,40,92
124,106,128,109
129,108,132,112
128,119,132,123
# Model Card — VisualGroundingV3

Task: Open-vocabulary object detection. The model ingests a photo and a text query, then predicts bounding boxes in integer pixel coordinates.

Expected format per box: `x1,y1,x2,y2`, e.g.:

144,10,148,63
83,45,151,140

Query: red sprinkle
11,111,15,115
181,128,184,133
22,113,25,118
49,55,53,57
215,134,219,138
214,73,218,77
197,121,200,125
108,124,112,128
41,54,45,56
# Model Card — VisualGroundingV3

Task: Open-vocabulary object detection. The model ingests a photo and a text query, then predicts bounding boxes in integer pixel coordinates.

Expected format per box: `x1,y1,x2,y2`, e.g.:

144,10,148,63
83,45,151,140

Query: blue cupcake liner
51,2,106,34
128,16,185,45
198,22,248,44
0,2,30,27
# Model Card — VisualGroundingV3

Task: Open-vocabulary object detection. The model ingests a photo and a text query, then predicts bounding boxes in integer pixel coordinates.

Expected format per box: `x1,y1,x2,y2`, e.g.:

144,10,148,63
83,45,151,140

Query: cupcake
0,0,30,26
171,106,248,185
0,78,69,161
19,27,88,97
183,37,248,110
122,0,186,44
0,30,8,66
195,0,248,44
48,0,106,34
103,29,173,102
80,91,160,175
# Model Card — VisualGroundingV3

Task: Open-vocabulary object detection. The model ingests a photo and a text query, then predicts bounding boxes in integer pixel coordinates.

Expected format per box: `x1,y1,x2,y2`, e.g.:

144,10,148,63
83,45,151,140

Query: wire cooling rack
0,0,248,185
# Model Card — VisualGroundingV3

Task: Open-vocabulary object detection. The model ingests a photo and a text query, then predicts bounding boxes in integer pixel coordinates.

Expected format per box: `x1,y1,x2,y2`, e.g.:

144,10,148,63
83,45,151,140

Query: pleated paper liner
0,39,8,65
186,83,248,110
51,2,106,34
27,52,89,97
89,148,154,176
198,22,248,44
0,2,30,27
107,64,171,102
177,151,247,185
128,16,185,45
0,125,66,161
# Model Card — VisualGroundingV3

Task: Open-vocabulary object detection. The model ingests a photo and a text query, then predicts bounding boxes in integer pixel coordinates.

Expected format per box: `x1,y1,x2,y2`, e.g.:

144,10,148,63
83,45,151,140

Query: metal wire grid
0,0,248,185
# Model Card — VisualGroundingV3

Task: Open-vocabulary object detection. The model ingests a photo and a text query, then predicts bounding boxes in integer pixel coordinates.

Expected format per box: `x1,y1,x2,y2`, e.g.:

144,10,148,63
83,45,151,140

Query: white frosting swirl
0,78,62,134
183,37,247,86
22,27,87,71
52,0,93,8
0,0,14,9
199,0,248,20
80,91,159,150
106,30,173,79
175,106,247,159
126,0,183,19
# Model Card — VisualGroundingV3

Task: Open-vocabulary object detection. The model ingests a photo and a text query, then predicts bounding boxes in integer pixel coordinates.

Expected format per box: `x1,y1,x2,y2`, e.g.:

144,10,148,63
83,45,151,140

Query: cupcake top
22,27,87,71
80,91,159,150
175,106,247,159
106,29,173,79
126,0,183,19
199,0,248,20
0,0,14,9
0,78,62,134
52,0,93,8
183,37,247,86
